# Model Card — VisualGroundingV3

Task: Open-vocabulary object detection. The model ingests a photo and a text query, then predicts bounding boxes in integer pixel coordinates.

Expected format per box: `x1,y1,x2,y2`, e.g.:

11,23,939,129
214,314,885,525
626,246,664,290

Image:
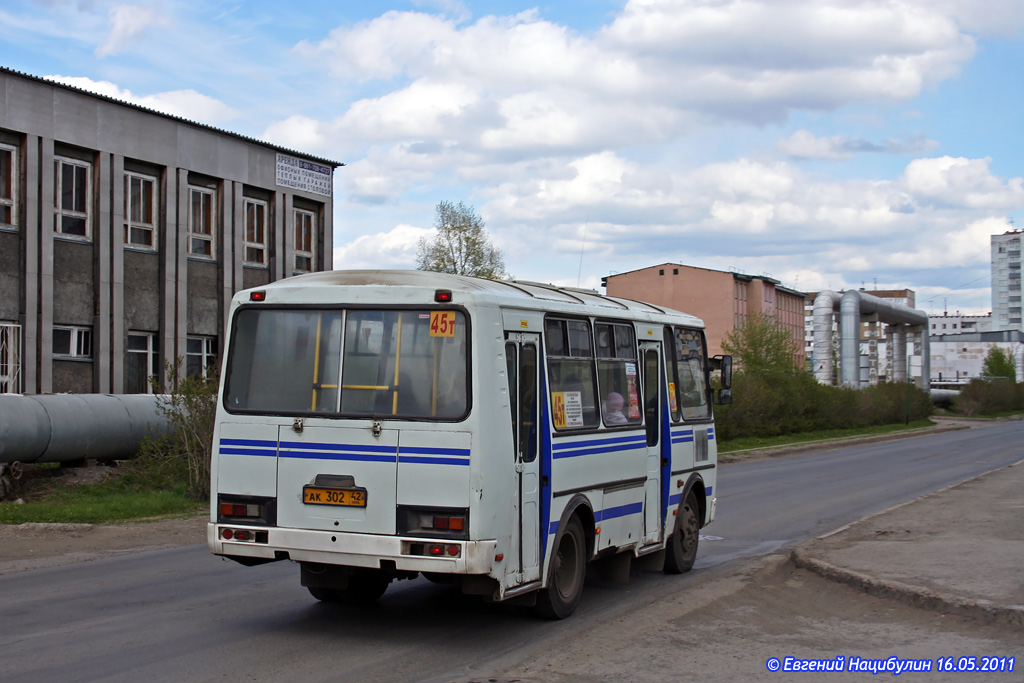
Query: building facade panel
0,67,340,395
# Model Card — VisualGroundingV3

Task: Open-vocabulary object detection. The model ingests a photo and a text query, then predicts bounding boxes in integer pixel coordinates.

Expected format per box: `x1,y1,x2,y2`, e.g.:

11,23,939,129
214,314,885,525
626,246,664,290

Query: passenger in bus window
603,391,627,424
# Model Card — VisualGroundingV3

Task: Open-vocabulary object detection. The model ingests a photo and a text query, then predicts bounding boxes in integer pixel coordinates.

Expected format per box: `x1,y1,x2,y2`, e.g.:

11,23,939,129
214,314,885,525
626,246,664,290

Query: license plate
303,486,367,507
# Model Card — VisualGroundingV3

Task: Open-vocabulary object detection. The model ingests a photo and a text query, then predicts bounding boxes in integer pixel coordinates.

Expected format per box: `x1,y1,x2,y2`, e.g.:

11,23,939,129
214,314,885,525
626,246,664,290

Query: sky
3,0,1024,316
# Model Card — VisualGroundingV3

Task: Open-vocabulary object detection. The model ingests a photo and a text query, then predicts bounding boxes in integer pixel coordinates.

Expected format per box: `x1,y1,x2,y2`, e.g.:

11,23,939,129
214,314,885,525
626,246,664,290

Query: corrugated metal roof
0,66,344,168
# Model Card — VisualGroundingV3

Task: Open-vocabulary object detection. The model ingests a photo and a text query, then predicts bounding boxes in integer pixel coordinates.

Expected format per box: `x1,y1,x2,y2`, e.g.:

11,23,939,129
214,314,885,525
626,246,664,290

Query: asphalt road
1,420,1020,683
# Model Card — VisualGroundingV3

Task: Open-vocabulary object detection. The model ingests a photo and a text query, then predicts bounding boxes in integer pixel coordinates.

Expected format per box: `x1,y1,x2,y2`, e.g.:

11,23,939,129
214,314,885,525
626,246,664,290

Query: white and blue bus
209,270,731,618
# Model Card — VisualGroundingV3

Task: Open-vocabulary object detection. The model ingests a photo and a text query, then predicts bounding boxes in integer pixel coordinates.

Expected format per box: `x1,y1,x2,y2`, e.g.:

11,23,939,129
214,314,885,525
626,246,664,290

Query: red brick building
604,263,807,366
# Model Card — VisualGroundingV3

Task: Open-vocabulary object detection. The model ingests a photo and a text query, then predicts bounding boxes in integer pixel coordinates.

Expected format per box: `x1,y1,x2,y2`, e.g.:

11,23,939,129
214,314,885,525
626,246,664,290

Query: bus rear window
224,308,469,419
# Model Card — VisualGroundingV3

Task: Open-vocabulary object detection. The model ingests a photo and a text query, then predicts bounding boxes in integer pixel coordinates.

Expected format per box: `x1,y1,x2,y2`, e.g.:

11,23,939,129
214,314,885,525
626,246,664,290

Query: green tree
981,347,1017,381
416,201,505,278
721,312,800,376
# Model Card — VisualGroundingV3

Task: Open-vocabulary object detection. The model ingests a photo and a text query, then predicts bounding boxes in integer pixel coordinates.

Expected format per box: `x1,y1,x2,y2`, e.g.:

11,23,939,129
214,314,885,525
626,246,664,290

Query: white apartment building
991,230,1023,331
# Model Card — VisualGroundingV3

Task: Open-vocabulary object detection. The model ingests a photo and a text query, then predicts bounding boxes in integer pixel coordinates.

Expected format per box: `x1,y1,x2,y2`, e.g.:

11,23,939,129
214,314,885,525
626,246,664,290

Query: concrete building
928,312,992,335
0,67,341,395
991,229,1022,332
930,330,1024,384
604,263,807,366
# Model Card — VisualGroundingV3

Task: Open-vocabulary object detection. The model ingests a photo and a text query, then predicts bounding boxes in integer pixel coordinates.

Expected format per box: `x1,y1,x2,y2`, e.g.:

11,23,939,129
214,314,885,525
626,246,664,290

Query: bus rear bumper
208,523,496,574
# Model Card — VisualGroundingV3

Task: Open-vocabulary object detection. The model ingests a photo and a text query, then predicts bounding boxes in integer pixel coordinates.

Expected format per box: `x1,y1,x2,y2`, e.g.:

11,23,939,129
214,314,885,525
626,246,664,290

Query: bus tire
535,515,586,619
664,491,699,574
307,586,341,603
339,570,391,604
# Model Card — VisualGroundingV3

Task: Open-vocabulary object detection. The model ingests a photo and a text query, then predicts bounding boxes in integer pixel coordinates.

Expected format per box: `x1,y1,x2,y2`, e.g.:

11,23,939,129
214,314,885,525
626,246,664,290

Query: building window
126,332,159,393
0,143,16,228
293,208,316,273
0,322,21,393
188,187,216,258
54,157,91,238
124,172,158,249
244,198,268,266
186,336,217,378
53,325,92,358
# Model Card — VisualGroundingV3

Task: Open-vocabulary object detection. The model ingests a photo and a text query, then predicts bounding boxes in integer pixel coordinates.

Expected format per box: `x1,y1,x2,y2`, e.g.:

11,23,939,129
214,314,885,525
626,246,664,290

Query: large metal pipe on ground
0,394,171,464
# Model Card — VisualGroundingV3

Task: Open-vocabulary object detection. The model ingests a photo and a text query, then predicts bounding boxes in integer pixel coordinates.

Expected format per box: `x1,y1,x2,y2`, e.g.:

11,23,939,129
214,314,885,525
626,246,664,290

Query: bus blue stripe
280,450,396,463
399,456,470,466
552,434,646,450
596,502,644,521
279,441,397,454
220,447,276,457
553,443,646,459
220,438,277,448
400,446,471,457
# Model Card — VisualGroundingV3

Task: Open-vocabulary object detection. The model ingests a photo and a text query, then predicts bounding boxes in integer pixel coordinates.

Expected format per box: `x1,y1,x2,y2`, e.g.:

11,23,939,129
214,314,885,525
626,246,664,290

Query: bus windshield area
224,308,469,419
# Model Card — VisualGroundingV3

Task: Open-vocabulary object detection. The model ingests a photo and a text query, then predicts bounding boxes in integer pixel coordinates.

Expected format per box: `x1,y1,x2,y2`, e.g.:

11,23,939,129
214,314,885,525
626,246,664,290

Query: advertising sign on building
276,154,333,197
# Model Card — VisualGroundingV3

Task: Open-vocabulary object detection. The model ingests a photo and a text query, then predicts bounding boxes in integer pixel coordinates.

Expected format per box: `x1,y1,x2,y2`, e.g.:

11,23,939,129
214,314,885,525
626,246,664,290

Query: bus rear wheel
535,515,586,619
339,570,391,603
665,491,699,574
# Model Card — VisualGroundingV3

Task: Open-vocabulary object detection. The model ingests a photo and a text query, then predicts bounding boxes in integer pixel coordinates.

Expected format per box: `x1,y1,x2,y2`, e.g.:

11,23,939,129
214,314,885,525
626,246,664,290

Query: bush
951,379,1024,416
126,361,218,501
716,371,932,440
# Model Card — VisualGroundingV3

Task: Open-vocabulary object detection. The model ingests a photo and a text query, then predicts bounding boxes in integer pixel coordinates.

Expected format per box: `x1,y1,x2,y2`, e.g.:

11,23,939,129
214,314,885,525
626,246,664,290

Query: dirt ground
0,463,208,575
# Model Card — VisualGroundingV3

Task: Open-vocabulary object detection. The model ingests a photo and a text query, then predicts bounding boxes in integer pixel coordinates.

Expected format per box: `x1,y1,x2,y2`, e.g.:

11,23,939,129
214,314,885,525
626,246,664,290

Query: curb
719,424,969,463
790,458,1024,628
790,546,1024,627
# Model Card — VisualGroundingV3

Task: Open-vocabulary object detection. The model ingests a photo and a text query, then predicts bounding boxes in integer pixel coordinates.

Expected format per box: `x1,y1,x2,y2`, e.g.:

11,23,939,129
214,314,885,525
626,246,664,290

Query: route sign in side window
545,318,599,430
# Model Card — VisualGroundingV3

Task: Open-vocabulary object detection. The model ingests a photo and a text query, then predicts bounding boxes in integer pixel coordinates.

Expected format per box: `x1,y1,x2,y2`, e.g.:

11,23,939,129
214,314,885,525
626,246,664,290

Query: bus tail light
217,494,277,525
425,544,461,557
397,506,469,540
220,527,268,543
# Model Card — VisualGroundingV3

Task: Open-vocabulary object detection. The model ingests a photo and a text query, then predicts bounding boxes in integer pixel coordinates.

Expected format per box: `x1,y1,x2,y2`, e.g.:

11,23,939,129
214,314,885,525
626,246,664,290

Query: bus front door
640,342,664,546
505,334,541,584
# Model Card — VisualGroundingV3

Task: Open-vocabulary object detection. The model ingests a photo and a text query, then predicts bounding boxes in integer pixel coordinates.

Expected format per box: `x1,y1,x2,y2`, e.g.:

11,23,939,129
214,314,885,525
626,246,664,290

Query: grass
717,419,937,453
0,477,204,525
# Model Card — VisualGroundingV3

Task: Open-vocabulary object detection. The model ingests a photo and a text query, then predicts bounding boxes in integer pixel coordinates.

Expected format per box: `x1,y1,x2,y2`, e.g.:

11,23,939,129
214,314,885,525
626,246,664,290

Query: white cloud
96,4,172,58
778,130,940,160
43,75,239,124
901,157,1024,209
333,224,432,269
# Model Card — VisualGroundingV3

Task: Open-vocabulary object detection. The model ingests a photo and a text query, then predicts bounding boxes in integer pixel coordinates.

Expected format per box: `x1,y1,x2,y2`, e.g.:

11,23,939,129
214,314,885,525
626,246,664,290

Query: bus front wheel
664,491,699,574
535,515,586,619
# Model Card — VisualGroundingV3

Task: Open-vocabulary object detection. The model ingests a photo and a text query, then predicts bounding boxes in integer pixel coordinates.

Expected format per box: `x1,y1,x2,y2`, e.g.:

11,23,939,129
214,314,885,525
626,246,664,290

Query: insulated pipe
838,290,929,389
891,326,907,383
0,394,171,464
812,290,841,384
913,326,931,391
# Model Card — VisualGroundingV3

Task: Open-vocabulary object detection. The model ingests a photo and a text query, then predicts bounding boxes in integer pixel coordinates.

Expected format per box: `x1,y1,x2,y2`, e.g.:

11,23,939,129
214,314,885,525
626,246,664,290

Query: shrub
952,379,1024,416
716,372,932,440
127,361,218,501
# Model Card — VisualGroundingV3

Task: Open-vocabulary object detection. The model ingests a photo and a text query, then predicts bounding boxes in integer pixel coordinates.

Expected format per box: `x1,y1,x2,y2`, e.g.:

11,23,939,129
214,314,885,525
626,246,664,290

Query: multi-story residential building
992,230,1022,332
604,263,807,366
0,67,341,395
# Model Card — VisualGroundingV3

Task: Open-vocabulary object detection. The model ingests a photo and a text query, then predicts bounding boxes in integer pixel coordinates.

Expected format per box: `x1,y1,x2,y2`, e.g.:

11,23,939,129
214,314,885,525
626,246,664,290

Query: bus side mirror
716,388,732,405
711,355,733,389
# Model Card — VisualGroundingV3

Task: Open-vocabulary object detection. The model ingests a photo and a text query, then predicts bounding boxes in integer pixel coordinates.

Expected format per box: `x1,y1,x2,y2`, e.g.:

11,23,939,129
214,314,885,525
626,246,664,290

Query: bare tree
416,201,506,279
